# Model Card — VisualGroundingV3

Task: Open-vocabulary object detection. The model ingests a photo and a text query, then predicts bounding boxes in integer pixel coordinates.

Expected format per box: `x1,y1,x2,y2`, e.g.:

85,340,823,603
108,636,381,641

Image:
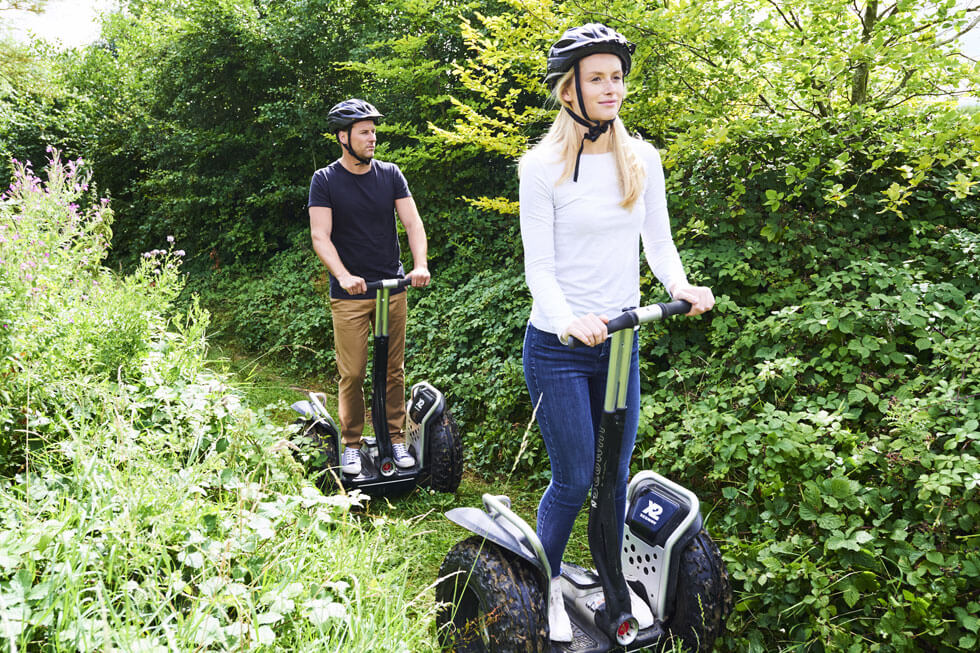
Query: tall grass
0,152,441,651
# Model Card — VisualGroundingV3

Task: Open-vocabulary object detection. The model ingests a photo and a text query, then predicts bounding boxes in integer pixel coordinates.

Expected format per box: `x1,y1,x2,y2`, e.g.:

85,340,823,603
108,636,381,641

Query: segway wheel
428,411,463,493
436,536,548,652
292,419,340,488
663,530,733,653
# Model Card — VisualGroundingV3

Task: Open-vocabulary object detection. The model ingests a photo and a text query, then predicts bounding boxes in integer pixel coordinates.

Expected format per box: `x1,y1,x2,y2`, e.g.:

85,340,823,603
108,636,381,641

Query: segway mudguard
291,392,339,434
622,470,703,619
445,494,550,583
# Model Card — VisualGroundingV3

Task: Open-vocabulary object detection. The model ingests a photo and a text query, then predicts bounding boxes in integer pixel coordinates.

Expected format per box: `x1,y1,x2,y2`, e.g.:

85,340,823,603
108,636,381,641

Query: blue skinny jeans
523,322,640,578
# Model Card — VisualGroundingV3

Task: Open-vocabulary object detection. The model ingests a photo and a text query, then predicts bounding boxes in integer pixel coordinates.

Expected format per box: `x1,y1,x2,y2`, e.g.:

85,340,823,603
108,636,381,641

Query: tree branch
937,12,980,48
764,0,804,31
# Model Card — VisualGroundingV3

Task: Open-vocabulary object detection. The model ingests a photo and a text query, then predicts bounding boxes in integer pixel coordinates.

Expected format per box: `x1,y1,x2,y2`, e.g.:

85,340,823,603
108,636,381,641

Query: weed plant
0,153,441,651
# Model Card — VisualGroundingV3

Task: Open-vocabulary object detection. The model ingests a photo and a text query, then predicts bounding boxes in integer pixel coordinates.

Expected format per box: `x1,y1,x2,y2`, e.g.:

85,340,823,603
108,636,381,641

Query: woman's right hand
561,313,609,347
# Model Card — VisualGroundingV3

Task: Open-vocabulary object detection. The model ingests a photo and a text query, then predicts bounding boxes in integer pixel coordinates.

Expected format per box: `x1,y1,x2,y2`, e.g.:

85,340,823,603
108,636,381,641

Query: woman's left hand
669,284,715,316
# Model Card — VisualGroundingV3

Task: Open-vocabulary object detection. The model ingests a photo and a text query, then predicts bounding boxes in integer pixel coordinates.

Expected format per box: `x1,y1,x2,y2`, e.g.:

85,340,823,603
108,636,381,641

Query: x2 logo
630,492,680,540
641,501,664,525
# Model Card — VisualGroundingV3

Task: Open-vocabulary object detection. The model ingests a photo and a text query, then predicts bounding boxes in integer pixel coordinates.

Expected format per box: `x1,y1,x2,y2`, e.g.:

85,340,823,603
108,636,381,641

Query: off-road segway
291,277,463,497
435,300,732,652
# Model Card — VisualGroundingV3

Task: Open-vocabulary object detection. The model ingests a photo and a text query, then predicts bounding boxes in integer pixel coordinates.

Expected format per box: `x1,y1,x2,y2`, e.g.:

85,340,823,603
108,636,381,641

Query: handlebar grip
364,277,414,291
659,299,692,318
566,299,693,349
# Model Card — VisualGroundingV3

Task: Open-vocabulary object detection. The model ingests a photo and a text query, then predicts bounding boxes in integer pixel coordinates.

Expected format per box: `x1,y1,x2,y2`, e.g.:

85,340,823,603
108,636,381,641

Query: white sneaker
548,577,573,642
627,585,655,630
392,443,415,469
341,447,361,475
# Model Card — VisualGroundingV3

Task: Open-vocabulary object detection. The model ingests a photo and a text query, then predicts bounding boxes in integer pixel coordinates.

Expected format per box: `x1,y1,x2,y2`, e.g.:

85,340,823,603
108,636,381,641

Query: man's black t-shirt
308,159,411,299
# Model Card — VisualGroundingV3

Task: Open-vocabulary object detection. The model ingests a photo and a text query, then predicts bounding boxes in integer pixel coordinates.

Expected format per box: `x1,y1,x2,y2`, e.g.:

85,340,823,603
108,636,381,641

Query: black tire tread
428,411,463,493
663,529,734,652
436,536,548,652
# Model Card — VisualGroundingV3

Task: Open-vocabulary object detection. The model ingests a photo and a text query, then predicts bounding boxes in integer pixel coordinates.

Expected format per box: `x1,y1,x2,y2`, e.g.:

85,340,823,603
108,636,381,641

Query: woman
519,23,714,641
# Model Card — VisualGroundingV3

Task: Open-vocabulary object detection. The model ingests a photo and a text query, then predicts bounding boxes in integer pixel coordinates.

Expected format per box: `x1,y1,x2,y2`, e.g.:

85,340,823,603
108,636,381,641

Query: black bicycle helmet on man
327,98,383,166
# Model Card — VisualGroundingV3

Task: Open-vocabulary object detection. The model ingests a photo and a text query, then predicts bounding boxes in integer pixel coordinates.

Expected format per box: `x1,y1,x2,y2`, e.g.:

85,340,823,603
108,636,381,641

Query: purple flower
175,250,185,257
167,235,175,244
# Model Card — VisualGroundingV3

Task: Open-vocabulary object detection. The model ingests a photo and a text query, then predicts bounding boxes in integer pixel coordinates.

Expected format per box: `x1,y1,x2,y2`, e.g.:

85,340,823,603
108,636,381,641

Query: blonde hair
519,68,645,211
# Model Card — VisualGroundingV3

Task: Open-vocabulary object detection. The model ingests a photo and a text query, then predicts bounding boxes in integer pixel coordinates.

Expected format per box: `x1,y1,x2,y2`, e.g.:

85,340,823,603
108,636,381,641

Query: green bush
0,151,183,472
627,109,980,650
0,151,442,650
191,231,335,377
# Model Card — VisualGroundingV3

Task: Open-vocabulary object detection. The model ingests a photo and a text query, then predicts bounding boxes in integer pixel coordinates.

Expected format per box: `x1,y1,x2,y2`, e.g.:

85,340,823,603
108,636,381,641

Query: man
308,98,430,476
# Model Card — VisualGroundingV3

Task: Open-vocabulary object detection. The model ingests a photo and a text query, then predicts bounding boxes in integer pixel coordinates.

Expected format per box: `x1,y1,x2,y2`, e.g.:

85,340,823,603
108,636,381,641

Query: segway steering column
365,278,413,477
573,299,691,646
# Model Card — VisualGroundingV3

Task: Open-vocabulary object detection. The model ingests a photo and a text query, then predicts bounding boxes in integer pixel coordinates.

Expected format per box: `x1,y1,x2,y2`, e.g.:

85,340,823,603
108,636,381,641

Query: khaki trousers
330,292,407,447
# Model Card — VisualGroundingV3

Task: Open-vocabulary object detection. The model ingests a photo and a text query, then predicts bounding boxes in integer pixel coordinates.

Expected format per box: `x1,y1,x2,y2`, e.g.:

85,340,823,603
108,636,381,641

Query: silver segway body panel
622,471,703,620
405,381,445,468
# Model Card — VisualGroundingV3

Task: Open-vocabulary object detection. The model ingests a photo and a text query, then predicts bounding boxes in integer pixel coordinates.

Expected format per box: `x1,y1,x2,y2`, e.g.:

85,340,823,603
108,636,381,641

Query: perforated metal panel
621,524,668,619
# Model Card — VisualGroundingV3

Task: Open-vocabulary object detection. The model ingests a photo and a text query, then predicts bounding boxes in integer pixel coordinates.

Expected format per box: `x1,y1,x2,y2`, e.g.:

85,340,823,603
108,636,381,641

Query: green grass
220,346,600,600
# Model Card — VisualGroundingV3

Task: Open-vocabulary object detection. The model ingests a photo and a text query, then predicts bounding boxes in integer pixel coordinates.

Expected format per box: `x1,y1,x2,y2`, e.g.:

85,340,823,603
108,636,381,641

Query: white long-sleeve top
519,139,688,337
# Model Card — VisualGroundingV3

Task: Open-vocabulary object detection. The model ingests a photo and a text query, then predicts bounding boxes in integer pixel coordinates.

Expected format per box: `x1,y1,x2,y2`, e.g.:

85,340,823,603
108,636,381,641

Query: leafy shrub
629,110,980,650
0,151,442,650
406,265,545,478
0,151,183,472
189,231,335,376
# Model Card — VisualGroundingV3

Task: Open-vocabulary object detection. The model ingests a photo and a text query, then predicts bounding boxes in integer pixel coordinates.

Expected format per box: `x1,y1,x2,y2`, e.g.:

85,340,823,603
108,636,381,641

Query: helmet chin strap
565,60,612,182
341,126,373,166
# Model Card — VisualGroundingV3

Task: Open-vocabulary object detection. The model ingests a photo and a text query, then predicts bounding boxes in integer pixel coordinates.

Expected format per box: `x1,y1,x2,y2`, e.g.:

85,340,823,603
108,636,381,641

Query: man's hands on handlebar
340,270,430,295
339,273,367,296
408,265,431,287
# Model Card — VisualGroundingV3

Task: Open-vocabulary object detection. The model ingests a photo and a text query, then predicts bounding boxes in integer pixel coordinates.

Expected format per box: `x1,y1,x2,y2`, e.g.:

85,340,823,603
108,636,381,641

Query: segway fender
291,393,339,435
445,507,547,579
291,400,315,419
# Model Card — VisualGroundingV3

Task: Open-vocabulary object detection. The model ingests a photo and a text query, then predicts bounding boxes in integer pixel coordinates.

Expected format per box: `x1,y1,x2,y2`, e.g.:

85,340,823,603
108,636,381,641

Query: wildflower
167,235,175,243
175,250,185,257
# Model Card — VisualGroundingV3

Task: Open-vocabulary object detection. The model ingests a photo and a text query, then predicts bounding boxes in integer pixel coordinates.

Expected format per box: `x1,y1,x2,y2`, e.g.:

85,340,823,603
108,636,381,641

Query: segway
435,300,732,652
291,277,463,497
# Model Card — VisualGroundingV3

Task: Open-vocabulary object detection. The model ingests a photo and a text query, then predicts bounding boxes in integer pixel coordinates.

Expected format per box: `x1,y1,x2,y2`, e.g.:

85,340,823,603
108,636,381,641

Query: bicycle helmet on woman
545,23,636,181
545,23,634,89
327,98,383,165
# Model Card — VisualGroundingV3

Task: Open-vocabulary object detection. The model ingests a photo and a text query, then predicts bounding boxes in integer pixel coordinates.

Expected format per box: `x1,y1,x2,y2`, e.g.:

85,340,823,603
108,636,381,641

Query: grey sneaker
341,447,361,475
392,443,415,469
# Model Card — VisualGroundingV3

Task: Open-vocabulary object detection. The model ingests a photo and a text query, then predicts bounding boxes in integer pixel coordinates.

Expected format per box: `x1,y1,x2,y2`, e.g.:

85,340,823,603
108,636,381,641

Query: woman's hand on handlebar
408,265,431,287
561,313,609,347
669,283,715,316
339,274,367,295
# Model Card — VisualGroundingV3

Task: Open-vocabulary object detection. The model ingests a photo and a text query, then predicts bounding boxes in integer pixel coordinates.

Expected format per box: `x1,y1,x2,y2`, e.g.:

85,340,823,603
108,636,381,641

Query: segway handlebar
568,299,692,348
364,277,414,290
